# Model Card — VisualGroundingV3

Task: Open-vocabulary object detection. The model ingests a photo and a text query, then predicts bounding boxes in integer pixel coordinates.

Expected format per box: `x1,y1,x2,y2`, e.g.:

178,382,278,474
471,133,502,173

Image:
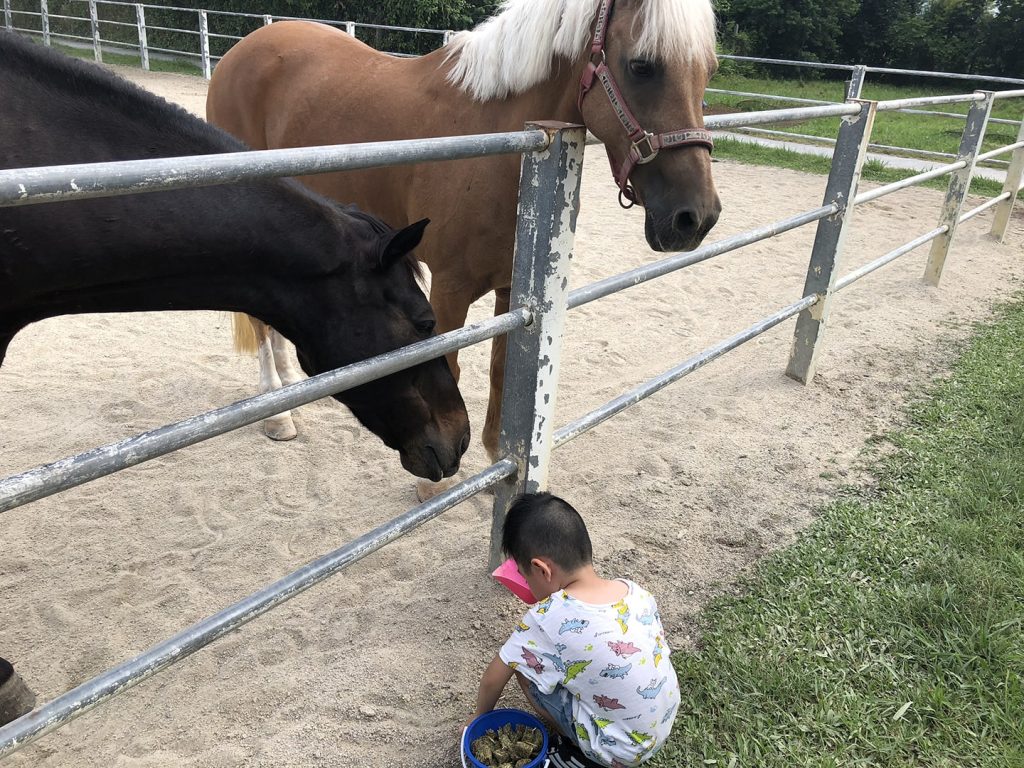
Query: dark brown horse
207,0,720,497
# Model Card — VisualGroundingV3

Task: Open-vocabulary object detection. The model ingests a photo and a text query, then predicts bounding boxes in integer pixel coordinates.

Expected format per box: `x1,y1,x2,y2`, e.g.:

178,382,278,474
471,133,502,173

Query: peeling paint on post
40,0,50,45
924,92,994,285
846,65,867,100
136,4,148,71
990,107,1024,243
88,0,101,62
198,10,211,80
489,122,585,569
786,99,876,385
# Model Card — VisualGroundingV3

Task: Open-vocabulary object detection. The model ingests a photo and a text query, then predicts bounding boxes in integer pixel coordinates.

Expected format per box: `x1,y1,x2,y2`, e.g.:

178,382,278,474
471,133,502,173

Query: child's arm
471,654,515,718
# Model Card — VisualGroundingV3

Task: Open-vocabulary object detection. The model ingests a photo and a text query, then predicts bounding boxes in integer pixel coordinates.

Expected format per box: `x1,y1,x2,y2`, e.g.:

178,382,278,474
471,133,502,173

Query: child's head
501,492,593,599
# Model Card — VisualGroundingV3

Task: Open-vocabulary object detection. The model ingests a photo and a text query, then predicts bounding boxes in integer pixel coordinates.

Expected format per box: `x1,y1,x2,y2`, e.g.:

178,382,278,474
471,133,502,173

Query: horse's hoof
415,475,458,503
0,659,36,726
263,415,298,441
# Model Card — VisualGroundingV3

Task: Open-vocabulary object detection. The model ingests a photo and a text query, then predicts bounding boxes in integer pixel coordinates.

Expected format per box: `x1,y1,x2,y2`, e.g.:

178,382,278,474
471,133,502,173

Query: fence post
923,91,994,286
136,4,148,71
786,100,877,385
443,29,453,45
198,10,211,79
990,107,1024,243
345,21,356,37
88,0,101,62
262,14,272,26
489,122,585,569
2,0,10,31
40,0,49,44
846,65,867,100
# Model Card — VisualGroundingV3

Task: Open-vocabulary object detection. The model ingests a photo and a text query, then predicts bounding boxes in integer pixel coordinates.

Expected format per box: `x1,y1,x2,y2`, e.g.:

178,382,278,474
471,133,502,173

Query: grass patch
652,299,1024,767
52,41,202,76
713,137,1024,201
708,72,1024,159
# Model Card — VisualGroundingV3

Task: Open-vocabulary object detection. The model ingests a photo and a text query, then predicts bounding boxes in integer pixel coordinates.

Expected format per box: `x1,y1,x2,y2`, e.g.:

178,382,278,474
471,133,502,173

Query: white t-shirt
499,579,679,766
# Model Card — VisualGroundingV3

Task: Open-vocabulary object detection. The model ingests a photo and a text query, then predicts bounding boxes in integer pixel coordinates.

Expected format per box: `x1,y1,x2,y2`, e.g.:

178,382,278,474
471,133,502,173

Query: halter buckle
631,132,659,165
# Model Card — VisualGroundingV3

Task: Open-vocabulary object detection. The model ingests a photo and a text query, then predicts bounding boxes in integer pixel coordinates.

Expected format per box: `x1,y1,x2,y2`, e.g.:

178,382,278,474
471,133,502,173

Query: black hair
501,492,593,572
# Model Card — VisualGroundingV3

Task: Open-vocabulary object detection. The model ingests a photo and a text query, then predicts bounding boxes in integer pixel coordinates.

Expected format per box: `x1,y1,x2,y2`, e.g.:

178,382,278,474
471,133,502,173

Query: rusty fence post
489,122,585,569
786,100,877,385
991,106,1024,243
923,91,994,286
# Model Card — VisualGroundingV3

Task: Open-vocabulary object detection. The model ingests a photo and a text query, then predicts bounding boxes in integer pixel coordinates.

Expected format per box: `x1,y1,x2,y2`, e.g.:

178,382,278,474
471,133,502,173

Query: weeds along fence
1,48,1024,758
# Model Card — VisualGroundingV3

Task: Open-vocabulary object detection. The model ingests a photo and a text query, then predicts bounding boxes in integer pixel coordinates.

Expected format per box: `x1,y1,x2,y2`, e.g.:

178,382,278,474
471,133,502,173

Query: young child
469,493,679,768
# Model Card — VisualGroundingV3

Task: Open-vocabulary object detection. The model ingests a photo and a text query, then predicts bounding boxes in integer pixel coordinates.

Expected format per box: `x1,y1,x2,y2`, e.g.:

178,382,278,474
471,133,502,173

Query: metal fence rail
1,37,1023,758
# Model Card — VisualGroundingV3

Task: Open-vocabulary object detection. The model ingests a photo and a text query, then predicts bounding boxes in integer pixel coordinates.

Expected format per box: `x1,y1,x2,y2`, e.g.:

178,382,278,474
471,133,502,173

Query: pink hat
491,558,537,604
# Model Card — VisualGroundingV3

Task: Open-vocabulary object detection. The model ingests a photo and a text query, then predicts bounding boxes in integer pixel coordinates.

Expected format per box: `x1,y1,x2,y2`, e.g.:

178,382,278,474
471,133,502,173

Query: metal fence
1,0,452,77
1,33,1023,762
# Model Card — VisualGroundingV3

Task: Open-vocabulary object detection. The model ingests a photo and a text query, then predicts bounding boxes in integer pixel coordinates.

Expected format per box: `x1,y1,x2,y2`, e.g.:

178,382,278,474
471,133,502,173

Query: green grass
708,72,1024,159
652,299,1024,767
52,41,202,76
713,137,1024,201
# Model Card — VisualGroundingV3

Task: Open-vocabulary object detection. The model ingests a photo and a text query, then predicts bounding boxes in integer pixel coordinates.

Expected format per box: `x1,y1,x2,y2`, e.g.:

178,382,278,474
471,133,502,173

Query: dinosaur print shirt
499,579,679,767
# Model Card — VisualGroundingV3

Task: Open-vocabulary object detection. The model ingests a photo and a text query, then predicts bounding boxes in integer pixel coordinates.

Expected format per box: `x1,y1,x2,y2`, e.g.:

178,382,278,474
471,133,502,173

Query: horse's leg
270,328,305,387
254,318,298,441
414,278,476,502
482,285,511,462
0,657,36,726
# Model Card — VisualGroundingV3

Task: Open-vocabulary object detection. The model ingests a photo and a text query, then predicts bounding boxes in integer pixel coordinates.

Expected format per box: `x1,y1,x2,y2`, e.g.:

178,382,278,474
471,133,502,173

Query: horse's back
207,21,401,151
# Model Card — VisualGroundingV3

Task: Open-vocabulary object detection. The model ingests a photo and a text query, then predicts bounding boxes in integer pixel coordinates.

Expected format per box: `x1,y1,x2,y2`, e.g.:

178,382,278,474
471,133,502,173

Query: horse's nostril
673,208,699,234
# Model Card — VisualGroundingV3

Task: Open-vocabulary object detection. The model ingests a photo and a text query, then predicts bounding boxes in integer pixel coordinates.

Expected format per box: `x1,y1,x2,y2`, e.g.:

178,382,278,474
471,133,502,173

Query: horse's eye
415,318,436,335
629,59,656,78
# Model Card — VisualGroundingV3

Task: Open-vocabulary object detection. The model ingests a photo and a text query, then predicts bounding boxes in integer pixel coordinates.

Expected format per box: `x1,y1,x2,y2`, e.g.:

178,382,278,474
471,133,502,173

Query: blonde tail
231,312,259,355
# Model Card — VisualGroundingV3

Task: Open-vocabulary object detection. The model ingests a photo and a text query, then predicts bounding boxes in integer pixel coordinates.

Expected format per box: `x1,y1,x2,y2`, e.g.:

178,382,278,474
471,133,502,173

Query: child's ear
531,558,553,582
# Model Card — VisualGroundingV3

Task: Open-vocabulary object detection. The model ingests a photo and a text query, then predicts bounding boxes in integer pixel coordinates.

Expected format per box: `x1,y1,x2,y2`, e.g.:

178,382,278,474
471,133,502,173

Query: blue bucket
461,708,549,768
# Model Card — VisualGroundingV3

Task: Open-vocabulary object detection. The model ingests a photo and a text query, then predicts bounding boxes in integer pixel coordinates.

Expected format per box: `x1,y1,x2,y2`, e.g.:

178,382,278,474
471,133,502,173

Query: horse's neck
4,181,344,335
418,47,585,131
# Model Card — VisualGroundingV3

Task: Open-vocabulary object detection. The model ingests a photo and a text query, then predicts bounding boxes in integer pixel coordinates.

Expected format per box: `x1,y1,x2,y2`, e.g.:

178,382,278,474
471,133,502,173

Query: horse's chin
399,448,447,482
644,216,705,253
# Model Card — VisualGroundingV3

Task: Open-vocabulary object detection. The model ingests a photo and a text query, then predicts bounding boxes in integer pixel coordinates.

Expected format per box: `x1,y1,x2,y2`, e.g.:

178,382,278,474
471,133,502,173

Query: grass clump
653,299,1024,767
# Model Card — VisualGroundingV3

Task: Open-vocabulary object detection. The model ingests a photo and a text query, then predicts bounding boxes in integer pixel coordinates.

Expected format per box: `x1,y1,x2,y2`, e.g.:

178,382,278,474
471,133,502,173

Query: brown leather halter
578,0,714,208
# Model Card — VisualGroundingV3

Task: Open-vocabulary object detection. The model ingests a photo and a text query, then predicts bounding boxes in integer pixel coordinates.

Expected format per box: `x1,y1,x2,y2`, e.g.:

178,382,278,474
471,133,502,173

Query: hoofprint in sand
1,67,1021,767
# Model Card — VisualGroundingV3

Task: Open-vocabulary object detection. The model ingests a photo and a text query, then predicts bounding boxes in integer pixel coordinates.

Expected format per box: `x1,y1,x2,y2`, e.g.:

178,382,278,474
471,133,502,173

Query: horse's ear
379,218,430,270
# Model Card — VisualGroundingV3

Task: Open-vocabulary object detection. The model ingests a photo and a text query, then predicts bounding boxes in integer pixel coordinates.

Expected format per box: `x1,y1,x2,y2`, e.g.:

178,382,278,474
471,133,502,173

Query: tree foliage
715,0,1022,79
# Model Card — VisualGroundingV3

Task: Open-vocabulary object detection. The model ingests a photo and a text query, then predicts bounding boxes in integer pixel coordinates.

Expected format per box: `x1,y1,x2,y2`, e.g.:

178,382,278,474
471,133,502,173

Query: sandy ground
1,66,1022,767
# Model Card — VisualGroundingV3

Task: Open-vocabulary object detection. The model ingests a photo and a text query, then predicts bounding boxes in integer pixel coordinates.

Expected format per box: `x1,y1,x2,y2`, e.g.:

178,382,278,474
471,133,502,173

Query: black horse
0,33,471,723
0,32,470,479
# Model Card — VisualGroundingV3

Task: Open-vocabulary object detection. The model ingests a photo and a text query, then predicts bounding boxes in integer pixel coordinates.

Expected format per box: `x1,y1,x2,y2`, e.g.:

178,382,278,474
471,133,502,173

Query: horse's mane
444,0,716,102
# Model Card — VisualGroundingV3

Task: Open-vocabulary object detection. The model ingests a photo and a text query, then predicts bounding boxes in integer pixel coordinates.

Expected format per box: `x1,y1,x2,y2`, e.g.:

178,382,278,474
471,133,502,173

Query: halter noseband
577,0,714,208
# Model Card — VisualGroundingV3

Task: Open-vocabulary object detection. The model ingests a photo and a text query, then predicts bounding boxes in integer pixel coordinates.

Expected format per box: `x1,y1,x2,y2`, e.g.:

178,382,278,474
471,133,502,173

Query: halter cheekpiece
577,0,714,208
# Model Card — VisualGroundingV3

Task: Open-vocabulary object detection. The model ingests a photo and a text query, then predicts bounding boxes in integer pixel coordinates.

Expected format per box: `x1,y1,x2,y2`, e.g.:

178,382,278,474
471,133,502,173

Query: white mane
445,0,717,102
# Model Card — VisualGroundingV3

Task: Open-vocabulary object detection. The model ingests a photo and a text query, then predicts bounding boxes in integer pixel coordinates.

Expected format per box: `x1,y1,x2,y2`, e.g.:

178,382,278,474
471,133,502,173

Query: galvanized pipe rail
0,458,517,757
0,310,528,515
0,130,550,207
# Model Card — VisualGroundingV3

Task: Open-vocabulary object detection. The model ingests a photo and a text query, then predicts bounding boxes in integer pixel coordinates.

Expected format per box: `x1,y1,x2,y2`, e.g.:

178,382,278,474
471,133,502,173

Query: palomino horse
207,0,720,497
0,30,470,725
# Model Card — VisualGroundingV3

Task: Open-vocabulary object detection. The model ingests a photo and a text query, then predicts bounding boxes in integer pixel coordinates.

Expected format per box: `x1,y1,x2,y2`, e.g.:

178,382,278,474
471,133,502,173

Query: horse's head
294,217,470,482
579,0,721,252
